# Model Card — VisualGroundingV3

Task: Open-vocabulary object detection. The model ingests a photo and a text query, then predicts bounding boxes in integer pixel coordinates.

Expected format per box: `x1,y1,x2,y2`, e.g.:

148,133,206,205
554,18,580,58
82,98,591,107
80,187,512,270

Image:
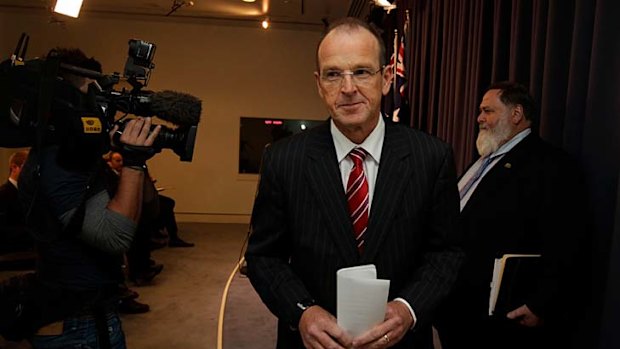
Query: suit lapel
361,122,411,263
462,134,537,214
305,122,359,265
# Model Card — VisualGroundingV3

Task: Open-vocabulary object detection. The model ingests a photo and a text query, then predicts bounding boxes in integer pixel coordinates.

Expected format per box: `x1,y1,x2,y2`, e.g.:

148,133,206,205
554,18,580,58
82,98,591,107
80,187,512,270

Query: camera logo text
81,117,102,134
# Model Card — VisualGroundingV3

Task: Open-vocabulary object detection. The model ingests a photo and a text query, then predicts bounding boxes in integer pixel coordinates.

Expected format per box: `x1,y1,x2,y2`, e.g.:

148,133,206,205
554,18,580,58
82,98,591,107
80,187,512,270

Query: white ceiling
0,0,370,28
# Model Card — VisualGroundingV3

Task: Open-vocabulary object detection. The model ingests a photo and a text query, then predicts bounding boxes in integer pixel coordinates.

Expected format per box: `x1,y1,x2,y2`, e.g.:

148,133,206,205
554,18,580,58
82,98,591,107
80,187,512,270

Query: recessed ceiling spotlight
243,0,256,3
261,18,270,29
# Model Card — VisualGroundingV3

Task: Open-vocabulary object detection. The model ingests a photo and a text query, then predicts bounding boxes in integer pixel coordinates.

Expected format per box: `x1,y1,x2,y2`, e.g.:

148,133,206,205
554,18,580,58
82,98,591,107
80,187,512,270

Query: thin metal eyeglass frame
319,66,385,86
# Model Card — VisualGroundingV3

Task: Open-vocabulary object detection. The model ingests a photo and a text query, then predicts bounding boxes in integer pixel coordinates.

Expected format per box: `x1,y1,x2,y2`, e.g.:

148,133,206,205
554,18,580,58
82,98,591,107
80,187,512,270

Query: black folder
488,254,541,316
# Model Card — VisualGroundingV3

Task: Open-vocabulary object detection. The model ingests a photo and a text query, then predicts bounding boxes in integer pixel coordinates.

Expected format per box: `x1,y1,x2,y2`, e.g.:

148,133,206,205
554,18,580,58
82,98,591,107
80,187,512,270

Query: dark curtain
379,0,620,347
387,0,600,174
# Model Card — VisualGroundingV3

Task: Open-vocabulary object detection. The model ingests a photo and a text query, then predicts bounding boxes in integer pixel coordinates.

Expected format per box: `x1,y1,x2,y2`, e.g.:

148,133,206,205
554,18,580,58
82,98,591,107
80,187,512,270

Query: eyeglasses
319,67,384,86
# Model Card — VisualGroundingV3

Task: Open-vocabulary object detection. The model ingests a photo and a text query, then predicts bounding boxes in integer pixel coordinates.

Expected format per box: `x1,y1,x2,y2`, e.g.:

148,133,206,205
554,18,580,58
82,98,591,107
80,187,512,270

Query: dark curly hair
488,81,537,122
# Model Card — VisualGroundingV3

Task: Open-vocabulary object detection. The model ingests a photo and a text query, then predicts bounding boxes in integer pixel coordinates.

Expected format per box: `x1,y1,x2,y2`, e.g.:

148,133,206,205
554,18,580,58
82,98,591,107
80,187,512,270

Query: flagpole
404,10,410,69
393,28,398,92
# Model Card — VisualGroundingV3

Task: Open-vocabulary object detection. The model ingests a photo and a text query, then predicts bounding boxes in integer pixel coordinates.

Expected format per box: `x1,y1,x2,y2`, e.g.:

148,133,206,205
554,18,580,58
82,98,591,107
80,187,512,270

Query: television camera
0,34,201,161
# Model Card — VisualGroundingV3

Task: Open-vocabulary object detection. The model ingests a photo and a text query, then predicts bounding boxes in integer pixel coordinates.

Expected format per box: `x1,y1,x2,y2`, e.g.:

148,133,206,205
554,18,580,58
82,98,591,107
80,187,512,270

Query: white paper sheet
337,264,390,337
488,254,541,315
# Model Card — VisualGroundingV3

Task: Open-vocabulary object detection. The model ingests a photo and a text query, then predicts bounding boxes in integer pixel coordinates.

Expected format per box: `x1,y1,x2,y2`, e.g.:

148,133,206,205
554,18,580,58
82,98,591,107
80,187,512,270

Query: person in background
106,151,123,175
435,82,588,349
245,17,463,349
102,152,151,314
106,151,194,248
158,194,194,247
0,150,33,255
104,151,164,285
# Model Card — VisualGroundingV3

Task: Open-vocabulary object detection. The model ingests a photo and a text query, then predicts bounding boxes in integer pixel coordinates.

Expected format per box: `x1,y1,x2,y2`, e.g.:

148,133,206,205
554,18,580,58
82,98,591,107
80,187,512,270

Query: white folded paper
337,264,390,337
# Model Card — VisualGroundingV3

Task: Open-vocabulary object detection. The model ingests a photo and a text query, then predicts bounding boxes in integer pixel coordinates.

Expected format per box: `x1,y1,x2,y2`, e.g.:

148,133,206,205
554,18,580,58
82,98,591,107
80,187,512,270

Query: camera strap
34,54,59,151
18,56,65,242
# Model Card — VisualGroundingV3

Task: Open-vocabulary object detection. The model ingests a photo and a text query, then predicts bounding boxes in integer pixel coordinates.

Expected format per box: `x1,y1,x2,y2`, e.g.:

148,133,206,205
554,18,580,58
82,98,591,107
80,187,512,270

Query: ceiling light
243,0,256,2
261,18,270,29
53,0,84,18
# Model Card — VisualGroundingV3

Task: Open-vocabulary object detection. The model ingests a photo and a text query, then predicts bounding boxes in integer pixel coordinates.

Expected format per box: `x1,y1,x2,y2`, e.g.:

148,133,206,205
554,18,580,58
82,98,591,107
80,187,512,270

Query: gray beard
476,117,512,157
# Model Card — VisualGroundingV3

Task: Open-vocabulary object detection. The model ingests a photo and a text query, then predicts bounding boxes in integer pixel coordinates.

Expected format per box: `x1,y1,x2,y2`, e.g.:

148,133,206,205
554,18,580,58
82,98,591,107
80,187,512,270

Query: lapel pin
504,163,512,169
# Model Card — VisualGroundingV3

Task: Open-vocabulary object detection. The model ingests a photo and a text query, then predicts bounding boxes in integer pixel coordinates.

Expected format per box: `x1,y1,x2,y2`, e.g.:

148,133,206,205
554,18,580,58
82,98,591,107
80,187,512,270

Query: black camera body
0,36,201,162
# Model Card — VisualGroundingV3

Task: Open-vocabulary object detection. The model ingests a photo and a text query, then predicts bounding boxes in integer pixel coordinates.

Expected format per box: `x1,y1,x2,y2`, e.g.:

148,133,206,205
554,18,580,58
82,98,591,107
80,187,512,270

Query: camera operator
19,48,160,349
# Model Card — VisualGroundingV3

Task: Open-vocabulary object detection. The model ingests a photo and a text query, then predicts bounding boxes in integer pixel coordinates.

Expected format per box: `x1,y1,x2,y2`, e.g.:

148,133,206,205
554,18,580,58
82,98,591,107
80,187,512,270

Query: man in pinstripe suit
246,17,463,349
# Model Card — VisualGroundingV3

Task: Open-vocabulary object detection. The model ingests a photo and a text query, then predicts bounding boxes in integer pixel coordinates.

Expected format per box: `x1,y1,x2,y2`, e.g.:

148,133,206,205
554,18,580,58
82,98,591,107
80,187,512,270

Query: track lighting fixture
166,0,194,16
373,0,397,13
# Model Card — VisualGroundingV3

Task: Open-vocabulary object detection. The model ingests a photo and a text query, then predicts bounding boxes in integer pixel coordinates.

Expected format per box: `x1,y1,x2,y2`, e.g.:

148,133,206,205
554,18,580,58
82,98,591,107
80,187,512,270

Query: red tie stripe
346,148,369,253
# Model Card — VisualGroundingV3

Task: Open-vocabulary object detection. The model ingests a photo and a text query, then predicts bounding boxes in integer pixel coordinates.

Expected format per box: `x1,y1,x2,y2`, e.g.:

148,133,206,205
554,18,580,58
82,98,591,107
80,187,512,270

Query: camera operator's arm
107,117,160,222
53,118,160,255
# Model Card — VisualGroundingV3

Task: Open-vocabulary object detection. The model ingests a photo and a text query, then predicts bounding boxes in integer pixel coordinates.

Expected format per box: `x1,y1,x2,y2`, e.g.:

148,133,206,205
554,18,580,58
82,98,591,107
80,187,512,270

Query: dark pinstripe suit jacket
246,119,463,348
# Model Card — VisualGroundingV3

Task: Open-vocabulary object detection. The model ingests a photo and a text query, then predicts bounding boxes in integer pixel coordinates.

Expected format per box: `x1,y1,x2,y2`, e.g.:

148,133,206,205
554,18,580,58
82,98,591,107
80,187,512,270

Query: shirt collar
8,177,18,189
331,115,385,164
490,128,531,158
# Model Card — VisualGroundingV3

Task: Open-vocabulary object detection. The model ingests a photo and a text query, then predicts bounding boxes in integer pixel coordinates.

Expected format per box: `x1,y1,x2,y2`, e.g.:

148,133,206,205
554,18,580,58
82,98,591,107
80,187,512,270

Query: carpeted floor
222,271,277,348
1,223,441,349
121,222,254,349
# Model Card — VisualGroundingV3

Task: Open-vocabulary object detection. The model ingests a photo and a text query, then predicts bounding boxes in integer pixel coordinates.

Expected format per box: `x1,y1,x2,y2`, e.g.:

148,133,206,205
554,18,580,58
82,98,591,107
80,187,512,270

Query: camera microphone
148,90,201,125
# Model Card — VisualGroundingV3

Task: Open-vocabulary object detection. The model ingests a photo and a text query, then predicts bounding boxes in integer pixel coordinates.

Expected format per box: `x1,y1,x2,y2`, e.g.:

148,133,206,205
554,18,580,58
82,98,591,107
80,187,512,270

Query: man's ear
511,104,525,125
382,66,393,96
314,71,325,99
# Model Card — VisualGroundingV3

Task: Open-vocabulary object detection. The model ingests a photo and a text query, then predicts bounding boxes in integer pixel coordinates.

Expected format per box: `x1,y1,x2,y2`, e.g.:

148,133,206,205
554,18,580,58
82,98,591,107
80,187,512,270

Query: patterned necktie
346,148,369,253
459,156,493,199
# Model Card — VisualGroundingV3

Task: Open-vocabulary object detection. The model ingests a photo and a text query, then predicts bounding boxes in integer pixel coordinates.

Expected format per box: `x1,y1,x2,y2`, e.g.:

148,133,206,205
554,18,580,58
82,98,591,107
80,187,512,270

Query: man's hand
110,117,161,148
299,306,353,349
107,117,160,222
506,304,543,327
351,301,414,349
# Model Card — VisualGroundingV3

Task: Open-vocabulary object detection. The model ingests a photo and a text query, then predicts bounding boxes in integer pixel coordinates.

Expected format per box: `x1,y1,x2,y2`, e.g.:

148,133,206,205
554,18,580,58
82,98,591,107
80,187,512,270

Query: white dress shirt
459,128,532,211
330,115,418,328
331,116,384,211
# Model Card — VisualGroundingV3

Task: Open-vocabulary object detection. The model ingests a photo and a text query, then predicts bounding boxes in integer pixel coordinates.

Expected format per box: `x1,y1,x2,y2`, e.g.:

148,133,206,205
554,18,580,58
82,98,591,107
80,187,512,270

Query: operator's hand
351,301,413,349
507,304,543,327
109,117,161,148
299,306,353,349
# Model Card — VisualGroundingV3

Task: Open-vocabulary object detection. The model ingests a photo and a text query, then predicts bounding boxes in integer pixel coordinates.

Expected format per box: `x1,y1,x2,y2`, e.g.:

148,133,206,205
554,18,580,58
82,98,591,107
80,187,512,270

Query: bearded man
434,82,588,349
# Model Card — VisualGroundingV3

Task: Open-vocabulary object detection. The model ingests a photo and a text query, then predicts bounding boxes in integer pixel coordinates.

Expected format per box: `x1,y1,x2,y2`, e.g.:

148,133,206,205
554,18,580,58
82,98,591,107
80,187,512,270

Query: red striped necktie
346,148,369,254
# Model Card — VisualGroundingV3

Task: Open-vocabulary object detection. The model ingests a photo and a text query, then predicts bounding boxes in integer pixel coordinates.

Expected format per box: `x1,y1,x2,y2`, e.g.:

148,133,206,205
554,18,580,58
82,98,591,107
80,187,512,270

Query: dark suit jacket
436,134,587,349
0,180,32,253
246,120,463,348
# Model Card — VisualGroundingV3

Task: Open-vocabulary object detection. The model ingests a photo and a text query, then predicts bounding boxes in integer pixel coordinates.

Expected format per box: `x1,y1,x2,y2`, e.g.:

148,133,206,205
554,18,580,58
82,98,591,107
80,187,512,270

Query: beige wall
0,9,327,223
